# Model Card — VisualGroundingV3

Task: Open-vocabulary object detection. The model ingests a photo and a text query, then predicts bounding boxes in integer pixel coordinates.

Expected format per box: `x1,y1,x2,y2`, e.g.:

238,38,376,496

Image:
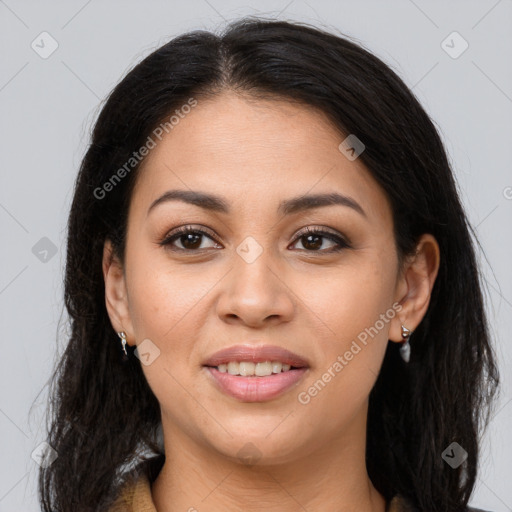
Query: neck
151,412,386,512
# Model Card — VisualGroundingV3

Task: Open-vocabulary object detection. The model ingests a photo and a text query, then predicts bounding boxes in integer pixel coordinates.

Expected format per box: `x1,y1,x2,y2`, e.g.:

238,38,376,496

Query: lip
205,367,308,402
202,344,310,402
202,344,309,368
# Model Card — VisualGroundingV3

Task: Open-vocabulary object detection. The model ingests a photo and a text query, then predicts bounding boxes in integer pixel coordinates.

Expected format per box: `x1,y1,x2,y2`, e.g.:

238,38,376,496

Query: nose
215,243,295,328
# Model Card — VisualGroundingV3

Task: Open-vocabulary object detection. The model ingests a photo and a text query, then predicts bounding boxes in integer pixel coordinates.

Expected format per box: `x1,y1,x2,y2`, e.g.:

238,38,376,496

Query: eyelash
158,225,351,253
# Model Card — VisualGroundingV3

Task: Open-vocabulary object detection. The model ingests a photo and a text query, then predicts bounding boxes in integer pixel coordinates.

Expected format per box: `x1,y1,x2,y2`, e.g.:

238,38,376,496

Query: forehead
129,91,392,223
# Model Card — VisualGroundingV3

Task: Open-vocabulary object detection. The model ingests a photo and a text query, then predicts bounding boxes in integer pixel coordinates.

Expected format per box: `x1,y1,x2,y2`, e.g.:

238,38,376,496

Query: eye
290,226,351,253
159,225,221,252
159,225,351,254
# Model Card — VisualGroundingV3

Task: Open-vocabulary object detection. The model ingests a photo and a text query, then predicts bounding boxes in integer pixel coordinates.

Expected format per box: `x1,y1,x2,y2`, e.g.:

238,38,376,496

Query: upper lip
203,344,309,368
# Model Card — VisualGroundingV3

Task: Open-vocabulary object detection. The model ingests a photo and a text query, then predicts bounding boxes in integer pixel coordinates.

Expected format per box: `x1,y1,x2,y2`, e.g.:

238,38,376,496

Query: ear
389,233,440,343
102,239,135,346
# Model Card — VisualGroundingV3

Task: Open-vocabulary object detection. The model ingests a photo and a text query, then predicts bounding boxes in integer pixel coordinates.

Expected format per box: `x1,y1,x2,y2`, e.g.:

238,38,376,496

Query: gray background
1,0,511,510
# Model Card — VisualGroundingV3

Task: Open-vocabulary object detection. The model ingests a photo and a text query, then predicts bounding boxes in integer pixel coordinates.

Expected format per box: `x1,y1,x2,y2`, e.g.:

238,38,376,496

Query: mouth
204,360,304,376
202,344,309,369
202,344,309,402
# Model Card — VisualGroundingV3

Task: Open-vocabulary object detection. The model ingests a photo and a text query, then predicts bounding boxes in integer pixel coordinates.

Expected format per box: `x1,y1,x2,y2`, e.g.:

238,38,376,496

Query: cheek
303,253,396,345
124,255,210,423
295,255,396,415
124,246,223,379
126,249,208,340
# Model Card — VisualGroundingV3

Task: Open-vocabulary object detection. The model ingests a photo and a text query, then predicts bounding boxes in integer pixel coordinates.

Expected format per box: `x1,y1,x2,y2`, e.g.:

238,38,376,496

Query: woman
38,17,499,512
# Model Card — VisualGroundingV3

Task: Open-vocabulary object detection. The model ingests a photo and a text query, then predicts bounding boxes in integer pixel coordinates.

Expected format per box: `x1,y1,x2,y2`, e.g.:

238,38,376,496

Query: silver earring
117,331,128,356
400,325,412,363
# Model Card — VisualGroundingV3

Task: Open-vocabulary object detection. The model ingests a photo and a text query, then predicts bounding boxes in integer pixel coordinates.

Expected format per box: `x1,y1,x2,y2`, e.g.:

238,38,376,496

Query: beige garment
108,471,157,512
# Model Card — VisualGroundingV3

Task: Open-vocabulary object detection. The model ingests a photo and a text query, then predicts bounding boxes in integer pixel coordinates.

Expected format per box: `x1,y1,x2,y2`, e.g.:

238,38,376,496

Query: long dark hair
38,17,499,512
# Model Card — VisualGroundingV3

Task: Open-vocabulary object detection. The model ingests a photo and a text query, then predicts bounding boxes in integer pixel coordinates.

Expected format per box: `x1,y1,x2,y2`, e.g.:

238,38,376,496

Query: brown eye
290,227,351,253
159,226,221,252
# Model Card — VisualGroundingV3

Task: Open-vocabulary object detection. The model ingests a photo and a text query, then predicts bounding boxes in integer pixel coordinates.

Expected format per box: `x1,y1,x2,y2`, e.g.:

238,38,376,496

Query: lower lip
205,367,308,402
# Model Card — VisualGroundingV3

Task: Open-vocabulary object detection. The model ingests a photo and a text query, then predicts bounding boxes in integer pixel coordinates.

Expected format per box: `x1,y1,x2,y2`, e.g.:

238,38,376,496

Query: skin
103,90,440,512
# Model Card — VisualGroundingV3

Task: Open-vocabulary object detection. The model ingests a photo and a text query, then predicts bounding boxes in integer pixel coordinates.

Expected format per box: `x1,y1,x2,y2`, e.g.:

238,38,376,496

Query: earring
400,325,412,363
117,331,128,356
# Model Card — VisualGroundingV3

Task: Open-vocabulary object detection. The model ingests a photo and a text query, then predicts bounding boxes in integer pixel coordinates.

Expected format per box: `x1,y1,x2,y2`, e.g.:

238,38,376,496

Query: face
104,90,436,465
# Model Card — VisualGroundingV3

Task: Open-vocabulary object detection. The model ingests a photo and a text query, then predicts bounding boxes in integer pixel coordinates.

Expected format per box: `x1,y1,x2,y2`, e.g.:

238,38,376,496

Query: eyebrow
147,189,367,218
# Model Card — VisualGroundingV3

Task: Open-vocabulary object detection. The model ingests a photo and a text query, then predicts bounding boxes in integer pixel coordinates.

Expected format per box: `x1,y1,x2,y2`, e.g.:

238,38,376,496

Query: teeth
272,361,282,373
216,361,293,376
